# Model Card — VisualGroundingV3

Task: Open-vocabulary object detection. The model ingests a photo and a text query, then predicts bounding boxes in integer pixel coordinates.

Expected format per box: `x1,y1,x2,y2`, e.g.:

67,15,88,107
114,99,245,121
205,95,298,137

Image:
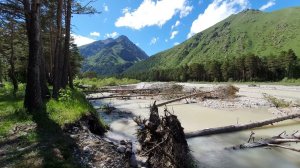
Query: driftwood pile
134,102,193,168
86,84,240,106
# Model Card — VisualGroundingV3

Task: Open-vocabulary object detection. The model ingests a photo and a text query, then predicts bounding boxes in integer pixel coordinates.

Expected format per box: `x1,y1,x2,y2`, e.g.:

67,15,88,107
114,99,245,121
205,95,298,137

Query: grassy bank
75,77,140,89
0,83,105,168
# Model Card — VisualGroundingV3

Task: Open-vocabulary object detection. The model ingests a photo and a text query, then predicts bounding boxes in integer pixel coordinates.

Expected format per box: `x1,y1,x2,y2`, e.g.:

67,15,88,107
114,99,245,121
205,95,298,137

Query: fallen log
156,91,210,107
227,131,300,150
86,93,187,100
185,113,300,138
84,88,160,94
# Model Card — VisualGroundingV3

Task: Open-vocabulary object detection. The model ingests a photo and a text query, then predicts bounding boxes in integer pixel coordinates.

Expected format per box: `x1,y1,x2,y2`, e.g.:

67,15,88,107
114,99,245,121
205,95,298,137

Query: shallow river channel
90,83,300,168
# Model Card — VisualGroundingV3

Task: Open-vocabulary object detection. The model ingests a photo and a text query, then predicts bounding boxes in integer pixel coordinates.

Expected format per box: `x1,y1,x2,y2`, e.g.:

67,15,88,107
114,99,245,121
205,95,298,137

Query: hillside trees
125,50,300,82
0,1,28,95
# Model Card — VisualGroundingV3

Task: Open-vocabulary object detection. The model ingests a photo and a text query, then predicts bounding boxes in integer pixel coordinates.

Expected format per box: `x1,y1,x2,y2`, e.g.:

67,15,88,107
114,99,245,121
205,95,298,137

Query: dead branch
227,131,300,150
156,91,210,107
267,144,300,152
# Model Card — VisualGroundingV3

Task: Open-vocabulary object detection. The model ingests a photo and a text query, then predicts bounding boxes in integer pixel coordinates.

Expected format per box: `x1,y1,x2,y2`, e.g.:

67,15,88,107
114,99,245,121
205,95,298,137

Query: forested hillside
125,7,300,81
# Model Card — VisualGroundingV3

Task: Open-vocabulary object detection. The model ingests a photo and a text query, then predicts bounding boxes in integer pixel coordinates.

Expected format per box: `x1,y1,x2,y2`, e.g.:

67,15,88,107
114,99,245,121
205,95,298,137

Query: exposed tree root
134,102,193,168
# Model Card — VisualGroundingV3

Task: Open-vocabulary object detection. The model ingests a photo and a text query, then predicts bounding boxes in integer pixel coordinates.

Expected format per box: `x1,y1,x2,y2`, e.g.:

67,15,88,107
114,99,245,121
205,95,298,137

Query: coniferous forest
0,0,94,112
124,49,300,82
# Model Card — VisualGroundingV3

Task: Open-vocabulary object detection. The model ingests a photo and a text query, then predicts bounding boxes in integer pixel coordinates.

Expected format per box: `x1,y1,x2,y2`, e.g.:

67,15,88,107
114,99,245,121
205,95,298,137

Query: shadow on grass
31,105,81,168
0,104,82,168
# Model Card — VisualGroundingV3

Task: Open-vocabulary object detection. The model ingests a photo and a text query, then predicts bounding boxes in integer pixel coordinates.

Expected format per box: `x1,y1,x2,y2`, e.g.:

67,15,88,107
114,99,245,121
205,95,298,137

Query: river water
90,84,300,168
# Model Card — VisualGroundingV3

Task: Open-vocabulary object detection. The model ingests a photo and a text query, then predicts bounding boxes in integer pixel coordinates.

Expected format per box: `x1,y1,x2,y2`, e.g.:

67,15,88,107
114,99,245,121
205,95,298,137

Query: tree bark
23,0,43,112
52,0,63,98
185,113,300,138
61,0,72,88
39,37,50,99
8,18,18,97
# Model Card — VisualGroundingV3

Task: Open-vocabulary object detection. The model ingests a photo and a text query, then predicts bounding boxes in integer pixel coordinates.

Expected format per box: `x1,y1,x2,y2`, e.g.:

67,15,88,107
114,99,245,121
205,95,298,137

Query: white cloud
180,5,193,18
90,32,100,37
104,32,119,38
170,31,179,39
122,7,131,14
259,0,275,11
115,0,192,30
171,20,180,29
150,37,159,45
188,0,249,38
71,34,96,46
103,3,109,12
174,42,180,46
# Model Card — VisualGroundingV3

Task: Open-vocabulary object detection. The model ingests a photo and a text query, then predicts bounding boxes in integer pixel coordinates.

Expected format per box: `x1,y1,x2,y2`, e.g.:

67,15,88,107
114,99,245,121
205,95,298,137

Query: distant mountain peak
79,35,148,76
102,38,114,44
117,35,129,40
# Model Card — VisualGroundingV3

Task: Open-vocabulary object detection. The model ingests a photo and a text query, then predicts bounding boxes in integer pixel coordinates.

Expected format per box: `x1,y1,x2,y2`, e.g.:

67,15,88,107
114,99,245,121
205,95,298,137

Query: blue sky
72,0,300,56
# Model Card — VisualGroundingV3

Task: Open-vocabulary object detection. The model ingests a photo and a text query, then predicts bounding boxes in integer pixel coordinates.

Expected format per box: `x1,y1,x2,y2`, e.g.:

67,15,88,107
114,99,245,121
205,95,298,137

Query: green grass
75,77,140,89
263,93,291,108
0,83,32,137
0,83,106,167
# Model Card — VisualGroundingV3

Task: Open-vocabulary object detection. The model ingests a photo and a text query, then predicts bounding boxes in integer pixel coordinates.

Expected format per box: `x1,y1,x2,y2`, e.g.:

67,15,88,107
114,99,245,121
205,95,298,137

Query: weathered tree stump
134,102,193,168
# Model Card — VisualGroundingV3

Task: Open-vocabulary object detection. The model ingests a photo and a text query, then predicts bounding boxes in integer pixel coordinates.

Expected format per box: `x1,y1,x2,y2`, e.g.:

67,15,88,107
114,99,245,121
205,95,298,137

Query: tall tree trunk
23,0,43,112
8,19,18,97
52,0,63,98
48,1,55,84
62,0,72,88
39,37,50,99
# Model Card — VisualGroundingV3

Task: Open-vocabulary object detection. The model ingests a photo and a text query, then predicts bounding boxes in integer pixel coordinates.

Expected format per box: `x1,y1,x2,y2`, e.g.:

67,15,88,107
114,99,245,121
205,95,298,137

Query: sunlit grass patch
75,77,140,89
0,84,32,137
263,93,291,108
46,88,106,128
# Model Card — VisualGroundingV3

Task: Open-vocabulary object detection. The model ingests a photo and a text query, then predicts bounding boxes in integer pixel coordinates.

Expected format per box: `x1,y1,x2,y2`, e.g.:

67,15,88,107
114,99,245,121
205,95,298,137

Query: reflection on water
94,98,300,168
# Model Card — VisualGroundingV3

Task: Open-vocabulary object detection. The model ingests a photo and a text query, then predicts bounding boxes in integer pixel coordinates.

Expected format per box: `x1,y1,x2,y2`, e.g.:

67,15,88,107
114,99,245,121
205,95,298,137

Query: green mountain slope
125,7,300,74
80,35,148,75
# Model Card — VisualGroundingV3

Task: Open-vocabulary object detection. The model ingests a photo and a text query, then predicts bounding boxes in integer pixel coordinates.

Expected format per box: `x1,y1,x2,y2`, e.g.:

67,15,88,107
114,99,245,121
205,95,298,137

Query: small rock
53,148,64,160
83,146,90,152
125,148,132,155
117,145,126,153
120,140,126,145
70,134,77,138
